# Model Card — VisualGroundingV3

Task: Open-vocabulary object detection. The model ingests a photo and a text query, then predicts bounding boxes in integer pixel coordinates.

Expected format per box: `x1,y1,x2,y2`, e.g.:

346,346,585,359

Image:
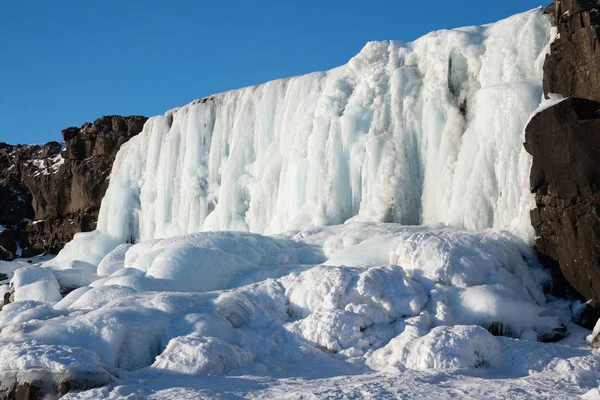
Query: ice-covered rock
367,325,502,370
10,266,61,303
151,335,252,375
85,9,553,248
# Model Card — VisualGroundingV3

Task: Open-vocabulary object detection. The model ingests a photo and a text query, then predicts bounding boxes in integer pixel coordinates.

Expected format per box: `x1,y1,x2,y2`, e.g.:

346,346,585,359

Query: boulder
525,97,600,308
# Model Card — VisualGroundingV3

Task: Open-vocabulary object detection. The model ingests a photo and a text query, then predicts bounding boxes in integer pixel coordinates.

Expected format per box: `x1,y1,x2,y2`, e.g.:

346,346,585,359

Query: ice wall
98,10,553,244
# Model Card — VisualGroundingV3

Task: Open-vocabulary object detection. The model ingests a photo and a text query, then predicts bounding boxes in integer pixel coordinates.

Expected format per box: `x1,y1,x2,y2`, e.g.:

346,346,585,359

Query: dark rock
14,382,43,400
530,0,600,321
0,115,147,255
0,229,17,261
525,97,600,307
61,127,79,141
544,2,557,19
543,0,600,102
57,380,71,395
41,141,61,158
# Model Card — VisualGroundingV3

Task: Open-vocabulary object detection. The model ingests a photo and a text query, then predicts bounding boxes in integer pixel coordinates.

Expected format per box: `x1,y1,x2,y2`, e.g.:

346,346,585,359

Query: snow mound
283,264,427,324
80,231,323,293
0,342,107,375
85,8,552,246
367,325,502,370
10,266,61,303
97,244,133,277
151,335,252,375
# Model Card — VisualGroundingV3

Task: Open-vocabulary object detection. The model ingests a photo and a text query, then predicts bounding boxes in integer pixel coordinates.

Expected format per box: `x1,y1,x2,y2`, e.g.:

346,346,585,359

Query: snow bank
151,335,252,375
83,231,323,293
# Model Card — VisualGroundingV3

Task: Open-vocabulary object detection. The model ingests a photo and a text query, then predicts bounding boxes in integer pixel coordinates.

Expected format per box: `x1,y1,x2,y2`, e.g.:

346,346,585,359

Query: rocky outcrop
543,0,600,101
526,0,600,318
525,98,600,312
0,116,147,258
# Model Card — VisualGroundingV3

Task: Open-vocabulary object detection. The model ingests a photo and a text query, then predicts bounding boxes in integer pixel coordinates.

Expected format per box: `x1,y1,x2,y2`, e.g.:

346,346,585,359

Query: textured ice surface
90,9,552,246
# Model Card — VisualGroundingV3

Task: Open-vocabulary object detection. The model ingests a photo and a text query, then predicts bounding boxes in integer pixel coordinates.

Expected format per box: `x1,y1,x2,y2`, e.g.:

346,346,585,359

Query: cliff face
526,0,600,311
0,116,147,258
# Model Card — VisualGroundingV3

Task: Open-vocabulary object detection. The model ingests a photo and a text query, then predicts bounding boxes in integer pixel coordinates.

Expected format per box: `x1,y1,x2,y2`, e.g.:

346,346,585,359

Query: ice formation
90,9,552,246
0,8,598,399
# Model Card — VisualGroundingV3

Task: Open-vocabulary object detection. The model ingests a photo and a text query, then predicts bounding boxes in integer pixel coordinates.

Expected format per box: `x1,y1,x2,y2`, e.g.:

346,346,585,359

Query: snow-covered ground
0,224,598,398
0,7,598,400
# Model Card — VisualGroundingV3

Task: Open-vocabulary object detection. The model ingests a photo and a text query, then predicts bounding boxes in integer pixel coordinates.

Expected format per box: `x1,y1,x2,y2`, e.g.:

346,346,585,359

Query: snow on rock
151,335,252,375
0,342,111,397
367,325,502,370
84,9,553,248
0,342,108,375
10,266,61,303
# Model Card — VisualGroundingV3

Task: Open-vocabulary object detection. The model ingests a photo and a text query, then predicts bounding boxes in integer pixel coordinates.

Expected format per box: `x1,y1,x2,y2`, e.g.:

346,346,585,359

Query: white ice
87,8,553,248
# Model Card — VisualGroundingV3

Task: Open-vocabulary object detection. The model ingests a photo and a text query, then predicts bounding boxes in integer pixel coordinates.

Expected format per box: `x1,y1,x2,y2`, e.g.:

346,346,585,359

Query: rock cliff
526,0,600,316
0,116,147,258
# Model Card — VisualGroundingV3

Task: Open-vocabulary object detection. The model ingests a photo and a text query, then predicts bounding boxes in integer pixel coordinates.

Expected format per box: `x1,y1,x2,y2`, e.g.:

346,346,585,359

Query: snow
0,222,597,398
367,325,502,370
10,266,61,303
0,8,597,400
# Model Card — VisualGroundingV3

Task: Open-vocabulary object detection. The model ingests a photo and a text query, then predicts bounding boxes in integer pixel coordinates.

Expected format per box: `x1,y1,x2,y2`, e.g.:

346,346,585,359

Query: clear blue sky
1,0,546,144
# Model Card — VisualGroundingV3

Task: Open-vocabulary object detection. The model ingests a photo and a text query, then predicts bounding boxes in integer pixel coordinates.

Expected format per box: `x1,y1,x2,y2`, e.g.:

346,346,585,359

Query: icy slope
96,10,553,245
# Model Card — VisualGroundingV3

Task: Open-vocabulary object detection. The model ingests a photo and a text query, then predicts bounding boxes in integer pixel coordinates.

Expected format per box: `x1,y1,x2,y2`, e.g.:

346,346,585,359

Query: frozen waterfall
97,10,552,244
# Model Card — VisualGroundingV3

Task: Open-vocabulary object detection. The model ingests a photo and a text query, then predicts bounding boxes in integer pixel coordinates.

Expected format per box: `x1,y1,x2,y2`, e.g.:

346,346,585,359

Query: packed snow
0,8,597,400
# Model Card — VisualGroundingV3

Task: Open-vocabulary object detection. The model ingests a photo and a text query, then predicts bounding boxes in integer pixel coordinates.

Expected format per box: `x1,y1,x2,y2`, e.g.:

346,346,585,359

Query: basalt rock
527,0,600,316
543,0,600,101
525,97,600,309
0,115,147,258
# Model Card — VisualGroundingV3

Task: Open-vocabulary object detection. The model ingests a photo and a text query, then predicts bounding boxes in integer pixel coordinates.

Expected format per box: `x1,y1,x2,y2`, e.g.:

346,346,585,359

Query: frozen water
89,9,552,247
